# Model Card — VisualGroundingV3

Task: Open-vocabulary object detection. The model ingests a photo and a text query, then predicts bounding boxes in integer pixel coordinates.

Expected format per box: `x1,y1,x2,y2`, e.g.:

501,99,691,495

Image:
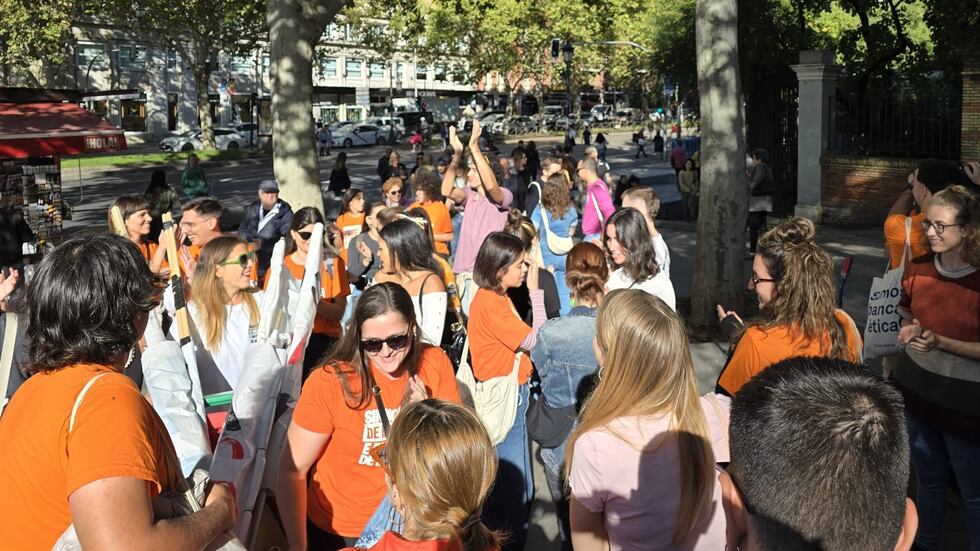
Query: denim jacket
531,306,598,410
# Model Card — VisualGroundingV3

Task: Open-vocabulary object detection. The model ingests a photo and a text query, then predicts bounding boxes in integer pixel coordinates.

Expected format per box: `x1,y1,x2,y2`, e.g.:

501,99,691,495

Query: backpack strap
69,373,110,433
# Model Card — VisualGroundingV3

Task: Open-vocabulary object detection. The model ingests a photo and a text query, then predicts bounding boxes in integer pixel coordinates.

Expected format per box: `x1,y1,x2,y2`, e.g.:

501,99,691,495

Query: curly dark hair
27,232,162,374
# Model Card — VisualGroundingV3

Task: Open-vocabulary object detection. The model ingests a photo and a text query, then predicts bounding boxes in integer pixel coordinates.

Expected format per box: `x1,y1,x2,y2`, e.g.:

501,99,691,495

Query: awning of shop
0,102,127,159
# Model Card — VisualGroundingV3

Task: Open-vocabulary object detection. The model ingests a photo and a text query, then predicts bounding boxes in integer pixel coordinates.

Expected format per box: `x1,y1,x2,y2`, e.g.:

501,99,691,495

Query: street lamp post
562,40,574,116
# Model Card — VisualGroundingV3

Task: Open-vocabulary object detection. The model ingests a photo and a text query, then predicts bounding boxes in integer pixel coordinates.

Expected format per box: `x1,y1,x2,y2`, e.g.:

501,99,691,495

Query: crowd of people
0,116,979,551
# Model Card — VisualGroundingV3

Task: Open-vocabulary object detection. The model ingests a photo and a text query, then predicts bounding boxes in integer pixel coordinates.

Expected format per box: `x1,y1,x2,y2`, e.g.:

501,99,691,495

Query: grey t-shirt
347,233,382,289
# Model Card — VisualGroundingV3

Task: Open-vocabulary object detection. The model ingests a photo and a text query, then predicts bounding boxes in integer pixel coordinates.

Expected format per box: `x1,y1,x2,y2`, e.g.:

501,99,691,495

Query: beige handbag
456,337,523,446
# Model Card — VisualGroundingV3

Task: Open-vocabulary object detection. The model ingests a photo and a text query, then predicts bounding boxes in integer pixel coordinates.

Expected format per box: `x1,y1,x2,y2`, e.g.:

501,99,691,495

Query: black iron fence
829,91,961,160
746,84,799,215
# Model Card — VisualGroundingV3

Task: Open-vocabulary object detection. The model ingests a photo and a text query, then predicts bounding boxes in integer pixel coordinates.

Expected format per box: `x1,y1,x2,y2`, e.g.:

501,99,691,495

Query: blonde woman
567,289,729,550
177,235,261,394
715,217,862,395
107,195,169,274
340,399,502,551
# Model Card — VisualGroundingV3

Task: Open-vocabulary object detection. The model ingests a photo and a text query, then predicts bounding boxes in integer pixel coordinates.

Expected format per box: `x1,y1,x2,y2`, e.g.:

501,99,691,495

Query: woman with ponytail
340,399,502,551
529,242,607,542
566,289,729,550
715,217,862,396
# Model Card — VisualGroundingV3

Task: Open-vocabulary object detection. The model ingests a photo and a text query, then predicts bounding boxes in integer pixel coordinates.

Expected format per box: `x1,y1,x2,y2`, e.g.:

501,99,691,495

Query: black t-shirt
507,269,561,324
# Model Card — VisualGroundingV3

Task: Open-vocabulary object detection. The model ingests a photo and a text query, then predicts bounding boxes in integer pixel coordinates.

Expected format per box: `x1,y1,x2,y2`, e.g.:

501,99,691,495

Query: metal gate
745,83,799,216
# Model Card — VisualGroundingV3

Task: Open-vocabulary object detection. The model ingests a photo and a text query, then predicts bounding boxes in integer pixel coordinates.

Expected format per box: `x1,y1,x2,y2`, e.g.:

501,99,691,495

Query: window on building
434,64,447,81
396,62,405,82
120,98,147,132
369,62,384,79
77,44,108,70
324,23,349,42
230,55,253,73
416,64,428,81
320,58,337,78
345,59,362,78
118,46,147,71
261,54,270,71
166,49,179,71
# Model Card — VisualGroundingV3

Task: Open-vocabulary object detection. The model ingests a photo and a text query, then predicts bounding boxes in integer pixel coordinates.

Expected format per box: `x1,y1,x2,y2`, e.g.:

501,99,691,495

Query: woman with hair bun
340,399,502,551
715,217,863,396
529,242,608,542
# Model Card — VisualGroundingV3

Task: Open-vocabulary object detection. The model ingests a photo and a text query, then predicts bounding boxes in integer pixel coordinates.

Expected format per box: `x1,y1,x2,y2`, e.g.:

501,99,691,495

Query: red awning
0,102,127,159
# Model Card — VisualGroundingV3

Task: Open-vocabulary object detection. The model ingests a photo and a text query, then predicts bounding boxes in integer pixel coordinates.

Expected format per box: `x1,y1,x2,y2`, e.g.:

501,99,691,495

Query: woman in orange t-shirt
265,207,350,375
277,282,460,551
107,195,169,274
336,188,366,263
468,232,546,551
715,218,862,396
408,170,454,257
0,233,235,549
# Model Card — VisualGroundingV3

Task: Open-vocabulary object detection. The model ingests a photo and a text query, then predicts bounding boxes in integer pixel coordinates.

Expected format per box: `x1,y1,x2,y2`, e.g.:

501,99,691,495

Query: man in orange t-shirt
291,346,460,538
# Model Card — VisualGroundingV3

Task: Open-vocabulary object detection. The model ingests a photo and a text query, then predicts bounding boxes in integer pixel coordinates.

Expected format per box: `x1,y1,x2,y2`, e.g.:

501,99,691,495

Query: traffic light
551,39,560,59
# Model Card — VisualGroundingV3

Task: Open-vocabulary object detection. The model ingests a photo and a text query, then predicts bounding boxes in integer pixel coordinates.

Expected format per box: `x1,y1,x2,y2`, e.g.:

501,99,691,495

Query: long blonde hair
387,400,503,550
565,289,714,545
736,217,852,360
191,235,259,352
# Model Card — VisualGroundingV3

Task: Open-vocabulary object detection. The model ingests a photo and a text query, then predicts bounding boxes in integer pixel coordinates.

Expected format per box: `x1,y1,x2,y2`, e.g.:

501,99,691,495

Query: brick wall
820,155,919,226
962,61,980,162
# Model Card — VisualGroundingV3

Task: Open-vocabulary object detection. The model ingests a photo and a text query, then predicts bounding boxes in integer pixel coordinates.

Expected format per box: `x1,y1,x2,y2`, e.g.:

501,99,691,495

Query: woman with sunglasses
566,289,729,550
603,208,676,310
714,217,862,396
180,235,261,394
336,188,366,263
265,207,349,375
892,186,980,551
277,283,460,551
374,218,447,346
383,177,407,208
107,195,169,274
339,400,502,551
468,231,544,551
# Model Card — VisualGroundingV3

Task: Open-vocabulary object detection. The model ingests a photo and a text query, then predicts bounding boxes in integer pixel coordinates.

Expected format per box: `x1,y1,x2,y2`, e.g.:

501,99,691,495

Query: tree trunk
267,0,347,215
193,60,216,149
691,0,749,329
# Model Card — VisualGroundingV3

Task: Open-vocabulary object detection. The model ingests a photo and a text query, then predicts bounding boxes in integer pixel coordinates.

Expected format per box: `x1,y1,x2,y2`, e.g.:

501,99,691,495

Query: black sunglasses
360,333,410,354
296,231,313,241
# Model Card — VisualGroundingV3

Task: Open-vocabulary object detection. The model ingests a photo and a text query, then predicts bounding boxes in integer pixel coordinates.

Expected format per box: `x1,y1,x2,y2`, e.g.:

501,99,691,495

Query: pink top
569,394,731,551
671,145,687,168
452,186,513,273
581,179,614,236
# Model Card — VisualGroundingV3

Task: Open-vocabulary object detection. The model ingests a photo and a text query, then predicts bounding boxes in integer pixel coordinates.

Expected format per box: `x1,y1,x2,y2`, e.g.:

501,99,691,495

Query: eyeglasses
220,251,256,268
388,189,402,195
179,216,214,230
750,274,776,285
360,333,410,354
369,441,390,470
921,219,964,235
296,231,313,241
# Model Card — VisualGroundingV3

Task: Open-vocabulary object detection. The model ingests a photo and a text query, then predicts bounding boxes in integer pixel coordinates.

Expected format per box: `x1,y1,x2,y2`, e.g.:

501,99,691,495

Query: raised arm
441,126,467,205
468,120,504,205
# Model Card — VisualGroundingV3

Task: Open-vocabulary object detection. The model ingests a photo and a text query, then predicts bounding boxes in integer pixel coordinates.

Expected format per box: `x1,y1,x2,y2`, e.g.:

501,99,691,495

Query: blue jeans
907,413,980,551
484,383,532,551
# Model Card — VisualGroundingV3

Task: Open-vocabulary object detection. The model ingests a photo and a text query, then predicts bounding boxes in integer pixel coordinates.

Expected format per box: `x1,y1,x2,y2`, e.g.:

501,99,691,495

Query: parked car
590,104,611,122
328,120,355,132
159,128,246,152
365,116,405,139
332,124,392,147
493,116,539,135
232,122,258,145
463,111,506,132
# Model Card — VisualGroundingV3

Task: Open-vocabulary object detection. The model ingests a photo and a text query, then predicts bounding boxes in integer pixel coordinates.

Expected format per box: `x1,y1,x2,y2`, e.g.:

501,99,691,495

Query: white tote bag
863,218,911,359
529,182,574,255
456,337,522,446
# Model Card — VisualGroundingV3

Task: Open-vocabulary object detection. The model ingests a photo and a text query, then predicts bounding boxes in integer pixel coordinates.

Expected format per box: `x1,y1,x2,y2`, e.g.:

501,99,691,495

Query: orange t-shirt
293,346,461,537
468,288,533,384
176,243,203,278
0,364,183,549
264,253,350,337
336,212,366,263
409,201,453,256
884,212,928,269
716,310,863,395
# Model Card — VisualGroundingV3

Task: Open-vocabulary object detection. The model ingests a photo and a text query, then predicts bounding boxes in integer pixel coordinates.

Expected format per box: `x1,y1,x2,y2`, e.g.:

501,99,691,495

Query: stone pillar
962,60,980,162
791,50,840,222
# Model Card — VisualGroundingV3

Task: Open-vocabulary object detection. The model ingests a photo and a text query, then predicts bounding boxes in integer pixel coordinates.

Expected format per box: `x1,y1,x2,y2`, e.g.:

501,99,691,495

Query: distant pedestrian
747,148,774,253
582,126,591,146
238,179,293,278
594,133,608,162
317,124,333,156
678,158,700,221
653,130,665,160
377,148,394,184
670,141,687,179
565,125,577,148
634,130,647,159
327,152,352,196
180,154,209,198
